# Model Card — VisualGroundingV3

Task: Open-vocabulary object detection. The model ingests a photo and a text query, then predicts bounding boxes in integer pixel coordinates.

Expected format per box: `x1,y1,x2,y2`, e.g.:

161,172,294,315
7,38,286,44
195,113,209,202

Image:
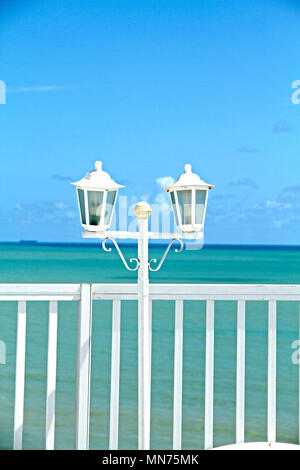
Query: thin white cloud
156,176,175,189
8,85,73,94
265,200,291,210
10,201,77,225
55,202,67,210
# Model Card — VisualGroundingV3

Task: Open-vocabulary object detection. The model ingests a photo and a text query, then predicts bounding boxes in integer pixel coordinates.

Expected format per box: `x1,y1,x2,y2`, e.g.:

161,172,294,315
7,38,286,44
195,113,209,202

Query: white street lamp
72,160,213,451
166,164,213,232
72,161,124,232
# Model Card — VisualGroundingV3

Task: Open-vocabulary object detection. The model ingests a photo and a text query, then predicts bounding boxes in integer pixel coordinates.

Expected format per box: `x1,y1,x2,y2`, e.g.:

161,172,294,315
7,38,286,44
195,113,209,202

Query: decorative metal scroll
102,237,140,271
148,238,184,272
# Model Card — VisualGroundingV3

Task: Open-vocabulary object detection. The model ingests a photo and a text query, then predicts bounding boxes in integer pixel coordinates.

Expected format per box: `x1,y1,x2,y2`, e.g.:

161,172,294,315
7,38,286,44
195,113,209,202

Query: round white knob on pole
134,201,152,220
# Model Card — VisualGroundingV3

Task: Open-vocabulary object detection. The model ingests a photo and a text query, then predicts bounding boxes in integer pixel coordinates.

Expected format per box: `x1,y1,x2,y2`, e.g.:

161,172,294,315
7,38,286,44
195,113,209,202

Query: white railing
1,282,300,450
0,284,81,450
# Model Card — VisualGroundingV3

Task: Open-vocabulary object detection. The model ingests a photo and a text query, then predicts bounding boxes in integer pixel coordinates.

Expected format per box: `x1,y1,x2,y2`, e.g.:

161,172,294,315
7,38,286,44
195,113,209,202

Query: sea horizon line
0,240,300,250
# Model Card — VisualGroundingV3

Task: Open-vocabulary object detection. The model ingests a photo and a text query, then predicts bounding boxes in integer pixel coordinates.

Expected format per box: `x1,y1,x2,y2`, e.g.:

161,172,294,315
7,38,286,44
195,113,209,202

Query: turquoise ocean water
0,242,300,449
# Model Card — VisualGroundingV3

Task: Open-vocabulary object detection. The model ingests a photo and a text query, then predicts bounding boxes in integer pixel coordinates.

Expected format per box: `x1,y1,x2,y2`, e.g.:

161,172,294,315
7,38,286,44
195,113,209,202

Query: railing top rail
92,283,138,300
0,283,81,301
149,283,300,300
2,283,300,301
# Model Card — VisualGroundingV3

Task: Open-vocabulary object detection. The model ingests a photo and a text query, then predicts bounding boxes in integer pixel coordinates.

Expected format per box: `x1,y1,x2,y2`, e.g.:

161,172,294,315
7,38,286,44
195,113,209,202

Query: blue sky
0,0,300,244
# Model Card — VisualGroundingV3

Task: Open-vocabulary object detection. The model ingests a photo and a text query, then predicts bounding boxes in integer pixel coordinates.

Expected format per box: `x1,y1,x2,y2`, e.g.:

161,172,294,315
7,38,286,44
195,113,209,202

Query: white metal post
268,300,277,443
45,300,58,450
109,300,121,450
13,301,27,450
173,300,183,450
135,202,152,450
75,283,92,450
236,300,245,444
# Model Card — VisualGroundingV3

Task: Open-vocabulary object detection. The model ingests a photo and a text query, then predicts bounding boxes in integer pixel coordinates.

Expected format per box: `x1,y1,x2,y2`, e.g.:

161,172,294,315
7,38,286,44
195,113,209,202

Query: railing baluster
75,284,92,450
298,302,300,445
13,301,27,450
299,302,300,445
45,301,58,450
268,300,277,443
173,300,183,450
236,300,245,444
109,300,121,450
149,299,152,386
204,300,214,450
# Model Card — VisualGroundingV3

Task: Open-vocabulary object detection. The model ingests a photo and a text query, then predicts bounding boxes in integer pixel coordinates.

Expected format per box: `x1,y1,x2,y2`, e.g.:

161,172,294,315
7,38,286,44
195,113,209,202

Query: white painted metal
135,202,151,450
3,282,300,301
75,284,92,450
149,299,152,393
83,230,140,239
215,442,300,450
191,188,196,226
76,186,84,226
94,295,138,302
173,300,183,450
1,282,299,451
109,300,121,450
92,283,300,301
72,162,124,232
204,300,214,450
268,300,277,443
83,230,204,240
13,301,27,450
166,164,213,191
165,164,213,233
299,302,300,445
236,300,245,444
93,284,138,302
146,231,202,240
84,188,89,227
149,283,300,301
149,239,183,272
100,189,108,229
102,237,139,271
72,161,124,191
45,301,58,450
173,191,181,229
0,283,80,301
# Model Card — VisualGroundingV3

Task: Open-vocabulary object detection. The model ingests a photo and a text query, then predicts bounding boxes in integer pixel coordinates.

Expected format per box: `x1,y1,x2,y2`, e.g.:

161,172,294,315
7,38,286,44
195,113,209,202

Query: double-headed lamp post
72,161,213,450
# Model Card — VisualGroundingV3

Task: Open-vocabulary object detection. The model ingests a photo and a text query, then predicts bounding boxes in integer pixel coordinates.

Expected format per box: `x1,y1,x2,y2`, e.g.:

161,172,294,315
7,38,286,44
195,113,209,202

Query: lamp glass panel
78,189,86,224
195,190,207,224
177,190,192,225
88,190,103,225
170,191,179,226
104,190,117,225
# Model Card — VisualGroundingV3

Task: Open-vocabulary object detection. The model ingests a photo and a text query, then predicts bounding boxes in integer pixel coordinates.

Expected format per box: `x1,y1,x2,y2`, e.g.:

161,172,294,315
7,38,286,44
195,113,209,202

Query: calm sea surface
0,243,299,449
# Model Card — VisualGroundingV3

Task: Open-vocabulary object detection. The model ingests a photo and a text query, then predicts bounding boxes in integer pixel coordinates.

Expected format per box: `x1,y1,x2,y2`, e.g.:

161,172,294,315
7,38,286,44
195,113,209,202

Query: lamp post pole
135,202,152,450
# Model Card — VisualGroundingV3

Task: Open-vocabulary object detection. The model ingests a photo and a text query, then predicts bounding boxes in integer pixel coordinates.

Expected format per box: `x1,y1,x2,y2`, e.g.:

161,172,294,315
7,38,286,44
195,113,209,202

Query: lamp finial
95,161,103,172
